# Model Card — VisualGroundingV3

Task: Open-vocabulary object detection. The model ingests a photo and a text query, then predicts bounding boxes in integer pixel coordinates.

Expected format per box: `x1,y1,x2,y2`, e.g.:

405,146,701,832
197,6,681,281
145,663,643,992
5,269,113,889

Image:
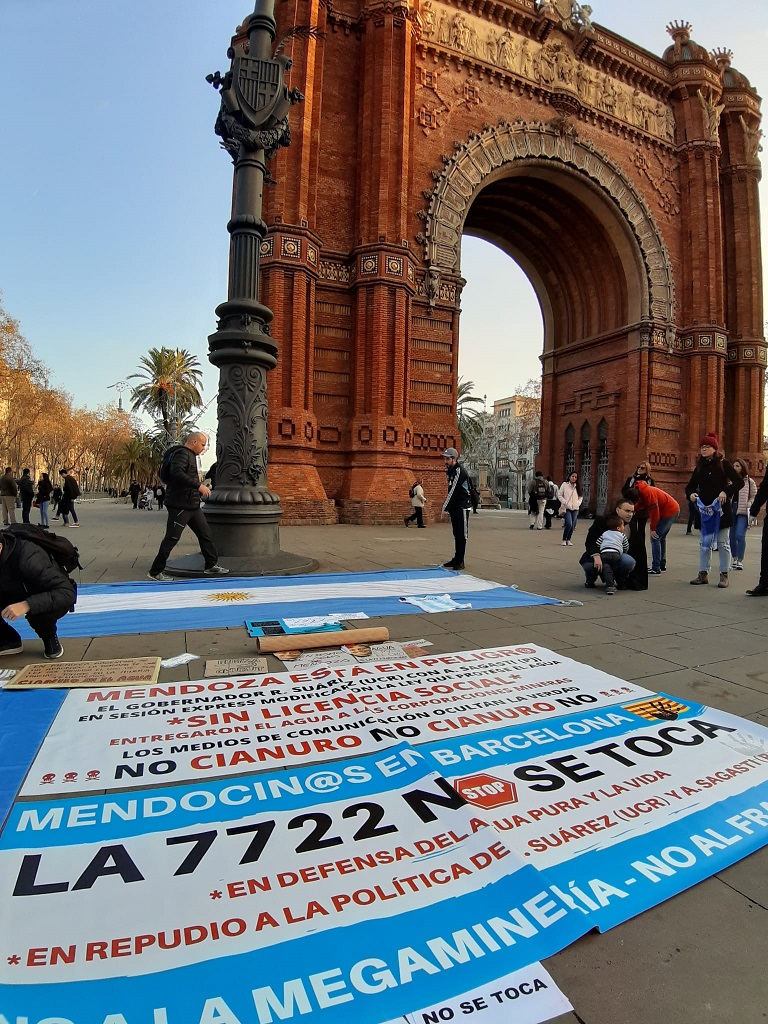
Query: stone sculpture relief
739,115,763,162
418,1,674,143
697,87,725,141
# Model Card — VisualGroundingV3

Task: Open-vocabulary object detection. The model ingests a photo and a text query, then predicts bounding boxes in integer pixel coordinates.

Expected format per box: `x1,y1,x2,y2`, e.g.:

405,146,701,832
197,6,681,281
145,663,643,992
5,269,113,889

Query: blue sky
0,0,765,430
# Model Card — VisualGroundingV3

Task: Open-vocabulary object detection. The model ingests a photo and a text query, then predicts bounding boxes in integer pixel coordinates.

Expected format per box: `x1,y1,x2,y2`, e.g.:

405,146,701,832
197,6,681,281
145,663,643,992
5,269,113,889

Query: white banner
21,646,653,795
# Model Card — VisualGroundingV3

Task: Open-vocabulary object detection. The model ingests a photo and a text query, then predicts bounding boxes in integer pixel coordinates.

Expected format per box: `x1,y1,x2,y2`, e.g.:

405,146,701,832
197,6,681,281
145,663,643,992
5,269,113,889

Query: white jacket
410,484,426,508
558,481,583,511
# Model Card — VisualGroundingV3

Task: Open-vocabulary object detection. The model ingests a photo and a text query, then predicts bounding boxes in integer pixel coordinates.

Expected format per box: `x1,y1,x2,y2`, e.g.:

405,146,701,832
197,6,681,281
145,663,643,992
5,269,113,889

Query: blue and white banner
0,745,586,1023
421,698,768,929
14,569,558,639
18,647,653,795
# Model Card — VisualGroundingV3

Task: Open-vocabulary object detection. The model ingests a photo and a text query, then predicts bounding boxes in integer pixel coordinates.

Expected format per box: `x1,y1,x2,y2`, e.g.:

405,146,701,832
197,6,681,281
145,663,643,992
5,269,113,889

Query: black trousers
448,507,470,564
21,496,33,524
758,516,768,586
0,610,63,645
150,506,218,574
406,507,424,527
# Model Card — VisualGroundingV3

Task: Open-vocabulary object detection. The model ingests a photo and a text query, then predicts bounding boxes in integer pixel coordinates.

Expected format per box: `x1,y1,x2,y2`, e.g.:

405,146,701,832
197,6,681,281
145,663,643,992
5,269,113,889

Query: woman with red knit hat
685,433,743,588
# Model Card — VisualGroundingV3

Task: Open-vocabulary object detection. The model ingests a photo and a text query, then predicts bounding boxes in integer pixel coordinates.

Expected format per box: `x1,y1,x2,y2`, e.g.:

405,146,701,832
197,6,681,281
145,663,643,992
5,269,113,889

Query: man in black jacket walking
441,448,471,570
148,433,229,582
0,531,75,658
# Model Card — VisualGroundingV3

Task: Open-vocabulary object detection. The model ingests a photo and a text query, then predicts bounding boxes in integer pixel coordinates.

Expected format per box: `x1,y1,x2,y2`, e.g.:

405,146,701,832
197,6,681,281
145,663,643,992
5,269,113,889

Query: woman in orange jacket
624,479,680,575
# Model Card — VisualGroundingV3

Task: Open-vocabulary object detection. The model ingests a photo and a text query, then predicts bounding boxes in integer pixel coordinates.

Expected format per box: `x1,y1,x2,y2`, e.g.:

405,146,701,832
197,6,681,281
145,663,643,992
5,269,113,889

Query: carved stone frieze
422,120,676,324
319,260,353,283
418,1,675,143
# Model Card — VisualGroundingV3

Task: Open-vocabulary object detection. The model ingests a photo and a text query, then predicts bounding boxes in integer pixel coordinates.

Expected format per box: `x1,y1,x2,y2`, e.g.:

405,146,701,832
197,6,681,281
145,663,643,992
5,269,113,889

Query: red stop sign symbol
455,773,517,809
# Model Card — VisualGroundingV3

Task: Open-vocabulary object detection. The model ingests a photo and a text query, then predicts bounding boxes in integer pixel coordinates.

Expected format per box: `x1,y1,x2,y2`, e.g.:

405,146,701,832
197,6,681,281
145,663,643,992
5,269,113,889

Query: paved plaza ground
5,498,768,1022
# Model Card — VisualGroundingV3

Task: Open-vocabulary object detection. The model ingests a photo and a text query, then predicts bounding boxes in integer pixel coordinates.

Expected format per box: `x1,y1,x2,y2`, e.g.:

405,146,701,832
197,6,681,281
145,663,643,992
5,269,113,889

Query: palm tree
108,434,155,489
128,348,204,444
457,376,485,452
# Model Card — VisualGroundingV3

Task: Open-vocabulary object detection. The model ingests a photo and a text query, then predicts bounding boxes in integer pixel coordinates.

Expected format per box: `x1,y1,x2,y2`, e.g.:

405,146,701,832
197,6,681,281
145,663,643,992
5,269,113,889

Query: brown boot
690,571,709,585
718,572,729,588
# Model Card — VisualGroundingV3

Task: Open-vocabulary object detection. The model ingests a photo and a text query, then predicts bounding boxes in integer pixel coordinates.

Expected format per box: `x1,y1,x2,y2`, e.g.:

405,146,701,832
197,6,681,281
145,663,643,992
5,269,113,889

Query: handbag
32,500,40,508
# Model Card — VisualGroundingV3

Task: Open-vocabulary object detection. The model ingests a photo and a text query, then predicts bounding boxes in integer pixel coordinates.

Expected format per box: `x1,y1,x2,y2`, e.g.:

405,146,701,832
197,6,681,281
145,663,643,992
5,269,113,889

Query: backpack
3,523,82,575
534,477,547,499
158,445,184,485
409,484,417,499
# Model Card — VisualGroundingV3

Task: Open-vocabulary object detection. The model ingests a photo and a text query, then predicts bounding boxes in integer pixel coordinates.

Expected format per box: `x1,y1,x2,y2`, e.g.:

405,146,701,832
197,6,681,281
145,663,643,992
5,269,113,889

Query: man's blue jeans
650,514,676,571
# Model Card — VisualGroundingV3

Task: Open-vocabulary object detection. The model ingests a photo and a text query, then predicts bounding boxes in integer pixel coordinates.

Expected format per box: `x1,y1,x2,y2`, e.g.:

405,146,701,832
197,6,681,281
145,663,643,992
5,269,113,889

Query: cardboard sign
5,657,161,690
204,657,269,678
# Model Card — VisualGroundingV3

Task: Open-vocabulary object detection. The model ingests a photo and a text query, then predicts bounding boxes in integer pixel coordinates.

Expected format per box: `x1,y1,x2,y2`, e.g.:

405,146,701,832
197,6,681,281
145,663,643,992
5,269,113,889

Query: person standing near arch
686,433,742,588
441,448,471,570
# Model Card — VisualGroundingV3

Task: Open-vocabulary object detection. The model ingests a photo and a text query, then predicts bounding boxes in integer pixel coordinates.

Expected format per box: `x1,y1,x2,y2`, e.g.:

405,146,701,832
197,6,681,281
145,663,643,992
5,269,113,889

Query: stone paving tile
619,628,768,669
549,642,678,680
621,667,768,717
546,877,768,1024
716,848,768,912
451,625,576,653
702,653,768,693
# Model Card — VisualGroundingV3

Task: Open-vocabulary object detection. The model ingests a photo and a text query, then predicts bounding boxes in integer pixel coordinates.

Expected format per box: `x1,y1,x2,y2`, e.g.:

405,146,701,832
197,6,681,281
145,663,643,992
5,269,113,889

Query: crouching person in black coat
0,533,76,659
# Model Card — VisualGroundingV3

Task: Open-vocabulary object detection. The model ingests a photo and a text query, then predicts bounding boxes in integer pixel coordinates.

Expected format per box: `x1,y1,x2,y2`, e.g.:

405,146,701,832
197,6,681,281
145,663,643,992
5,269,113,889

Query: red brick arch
261,4,764,523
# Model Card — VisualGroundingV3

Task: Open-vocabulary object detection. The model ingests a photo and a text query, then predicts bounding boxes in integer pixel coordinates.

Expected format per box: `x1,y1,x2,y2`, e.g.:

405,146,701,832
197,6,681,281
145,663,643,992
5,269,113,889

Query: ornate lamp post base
167,503,317,577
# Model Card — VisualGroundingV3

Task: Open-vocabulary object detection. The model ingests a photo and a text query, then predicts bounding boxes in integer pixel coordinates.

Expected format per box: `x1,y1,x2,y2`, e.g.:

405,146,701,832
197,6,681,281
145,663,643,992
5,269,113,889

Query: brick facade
258,4,764,522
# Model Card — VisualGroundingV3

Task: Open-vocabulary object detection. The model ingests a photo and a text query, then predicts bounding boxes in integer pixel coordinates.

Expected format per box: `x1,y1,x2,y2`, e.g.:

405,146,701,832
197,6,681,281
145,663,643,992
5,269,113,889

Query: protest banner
19,646,654,795
420,698,768,930
5,658,161,690
0,744,586,1024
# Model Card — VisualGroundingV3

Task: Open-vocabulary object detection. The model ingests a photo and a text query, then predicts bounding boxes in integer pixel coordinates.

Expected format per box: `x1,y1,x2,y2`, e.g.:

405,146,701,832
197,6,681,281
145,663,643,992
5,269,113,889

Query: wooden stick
257,627,390,653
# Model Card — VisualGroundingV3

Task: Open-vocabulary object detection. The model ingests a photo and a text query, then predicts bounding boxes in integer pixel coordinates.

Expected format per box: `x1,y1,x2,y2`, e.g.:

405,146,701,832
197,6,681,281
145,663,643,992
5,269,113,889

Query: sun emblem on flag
207,591,250,603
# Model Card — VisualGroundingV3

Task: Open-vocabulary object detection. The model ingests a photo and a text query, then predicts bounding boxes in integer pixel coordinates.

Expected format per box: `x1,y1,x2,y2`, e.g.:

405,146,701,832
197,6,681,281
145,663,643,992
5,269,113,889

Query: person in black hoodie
440,447,471,570
685,432,742,588
0,531,75,658
17,469,35,524
147,433,229,582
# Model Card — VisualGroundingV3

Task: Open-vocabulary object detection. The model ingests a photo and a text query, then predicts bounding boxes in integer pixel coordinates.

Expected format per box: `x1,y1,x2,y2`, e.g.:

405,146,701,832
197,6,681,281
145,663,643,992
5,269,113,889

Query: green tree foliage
456,376,485,452
128,347,204,444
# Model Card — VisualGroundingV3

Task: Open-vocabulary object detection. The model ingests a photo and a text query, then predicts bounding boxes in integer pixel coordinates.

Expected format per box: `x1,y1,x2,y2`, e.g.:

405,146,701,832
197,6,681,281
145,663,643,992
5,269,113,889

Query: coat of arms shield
233,56,288,127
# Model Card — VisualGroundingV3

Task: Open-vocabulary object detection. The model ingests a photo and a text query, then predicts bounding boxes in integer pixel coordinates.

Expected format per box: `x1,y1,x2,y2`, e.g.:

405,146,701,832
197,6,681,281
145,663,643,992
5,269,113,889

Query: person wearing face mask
686,432,743,588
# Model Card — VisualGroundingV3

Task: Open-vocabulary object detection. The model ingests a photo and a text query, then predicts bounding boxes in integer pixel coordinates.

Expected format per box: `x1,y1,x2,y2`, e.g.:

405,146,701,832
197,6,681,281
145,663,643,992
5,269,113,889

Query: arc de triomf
257,1,764,523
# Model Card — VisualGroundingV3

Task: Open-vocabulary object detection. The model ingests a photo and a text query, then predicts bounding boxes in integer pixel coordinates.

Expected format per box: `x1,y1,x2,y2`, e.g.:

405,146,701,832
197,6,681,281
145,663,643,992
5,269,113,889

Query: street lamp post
170,0,315,575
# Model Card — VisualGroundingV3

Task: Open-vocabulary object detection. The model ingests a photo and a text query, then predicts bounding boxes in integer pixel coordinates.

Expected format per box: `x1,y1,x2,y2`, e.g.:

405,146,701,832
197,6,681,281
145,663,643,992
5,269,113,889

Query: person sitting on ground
624,480,680,575
579,497,636,589
596,512,630,595
0,530,76,659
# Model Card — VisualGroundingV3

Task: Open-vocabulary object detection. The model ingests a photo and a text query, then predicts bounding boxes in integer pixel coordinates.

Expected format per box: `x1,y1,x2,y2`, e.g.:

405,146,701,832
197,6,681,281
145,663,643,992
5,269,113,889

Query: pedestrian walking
729,458,757,571
154,484,166,510
558,472,583,546
51,483,63,519
0,468,18,526
543,477,559,529
404,479,427,528
129,481,141,509
527,471,548,530
686,433,743,588
36,472,53,528
17,469,34,524
59,469,81,527
148,432,229,582
440,448,471,570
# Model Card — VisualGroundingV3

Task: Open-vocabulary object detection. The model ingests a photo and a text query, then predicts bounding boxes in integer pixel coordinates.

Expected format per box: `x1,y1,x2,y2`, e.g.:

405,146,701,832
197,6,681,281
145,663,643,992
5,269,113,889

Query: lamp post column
171,0,315,575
